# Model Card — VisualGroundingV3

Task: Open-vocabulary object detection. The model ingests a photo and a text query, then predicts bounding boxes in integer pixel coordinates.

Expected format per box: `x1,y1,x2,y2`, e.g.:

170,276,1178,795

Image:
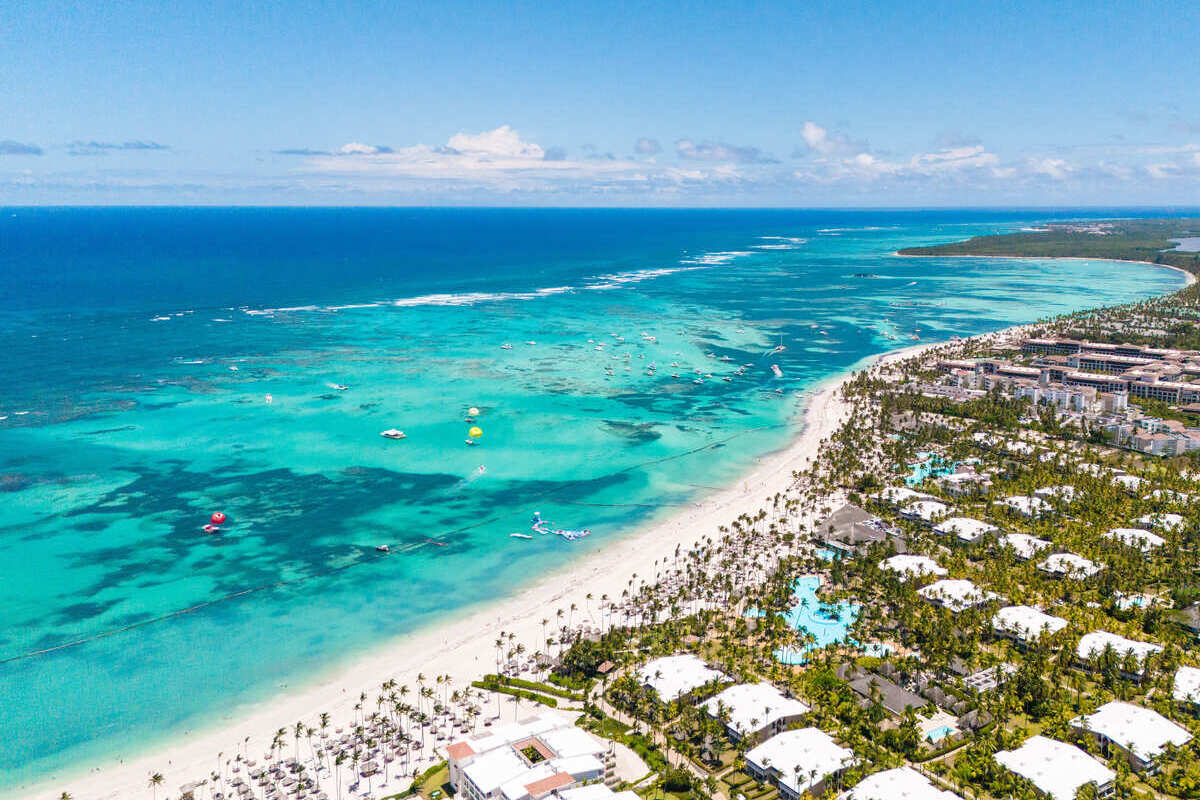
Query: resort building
932,516,997,543
879,555,947,581
917,579,997,612
991,605,1068,646
846,672,928,716
446,712,613,800
1037,552,1103,580
1101,527,1164,553
1032,485,1076,504
744,728,858,799
1137,512,1184,531
839,766,963,800
872,487,938,507
637,654,725,702
999,532,1051,560
1069,701,1192,773
1172,666,1200,706
993,495,1051,518
993,735,1116,800
899,499,950,525
701,682,810,743
1076,630,1162,677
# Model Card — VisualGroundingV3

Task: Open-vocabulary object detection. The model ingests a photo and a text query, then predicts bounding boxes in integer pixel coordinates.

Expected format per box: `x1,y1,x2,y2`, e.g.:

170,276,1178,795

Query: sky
2,0,1199,206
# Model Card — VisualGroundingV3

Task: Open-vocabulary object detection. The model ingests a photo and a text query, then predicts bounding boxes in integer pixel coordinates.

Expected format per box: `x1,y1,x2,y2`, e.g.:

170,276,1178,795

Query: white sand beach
26,340,936,800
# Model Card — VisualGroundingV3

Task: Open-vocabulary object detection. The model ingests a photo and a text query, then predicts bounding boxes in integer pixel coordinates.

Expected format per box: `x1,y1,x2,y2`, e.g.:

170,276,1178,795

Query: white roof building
745,728,857,798
999,532,1051,560
879,555,947,581
994,495,1051,518
1005,439,1037,456
446,712,610,800
1034,485,1076,503
840,767,963,800
1113,474,1144,492
1077,630,1162,669
901,500,951,524
918,579,997,612
702,682,810,741
1137,512,1184,531
1070,701,1192,767
1038,552,1103,579
992,605,1068,644
933,516,997,543
1173,666,1200,705
873,486,936,506
994,735,1115,800
1102,527,1164,553
637,654,725,701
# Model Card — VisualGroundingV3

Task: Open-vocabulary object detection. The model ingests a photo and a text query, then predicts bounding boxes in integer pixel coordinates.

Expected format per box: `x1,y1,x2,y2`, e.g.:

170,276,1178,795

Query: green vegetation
471,678,559,707
898,217,1200,278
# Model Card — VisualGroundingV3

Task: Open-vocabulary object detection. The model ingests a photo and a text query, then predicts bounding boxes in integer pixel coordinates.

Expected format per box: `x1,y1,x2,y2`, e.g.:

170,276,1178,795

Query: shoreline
20,252,1188,799
893,250,1198,287
21,350,894,800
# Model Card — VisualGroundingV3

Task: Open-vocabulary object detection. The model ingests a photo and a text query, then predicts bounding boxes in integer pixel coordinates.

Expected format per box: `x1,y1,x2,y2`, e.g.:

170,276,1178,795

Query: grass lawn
415,761,452,800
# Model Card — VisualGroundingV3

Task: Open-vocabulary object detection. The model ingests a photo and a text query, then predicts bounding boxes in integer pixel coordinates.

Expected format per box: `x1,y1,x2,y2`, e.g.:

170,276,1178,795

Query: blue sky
2,0,1199,206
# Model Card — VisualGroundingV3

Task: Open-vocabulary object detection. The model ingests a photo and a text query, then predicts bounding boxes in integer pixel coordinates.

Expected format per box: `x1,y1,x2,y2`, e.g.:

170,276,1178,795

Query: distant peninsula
898,217,1200,278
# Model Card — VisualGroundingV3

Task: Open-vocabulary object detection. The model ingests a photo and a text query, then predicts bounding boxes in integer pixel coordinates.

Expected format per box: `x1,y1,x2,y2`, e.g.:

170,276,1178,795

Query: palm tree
147,772,164,800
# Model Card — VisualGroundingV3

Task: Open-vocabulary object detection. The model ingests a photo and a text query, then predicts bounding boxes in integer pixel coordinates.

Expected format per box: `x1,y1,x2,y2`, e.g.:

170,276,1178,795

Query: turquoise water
926,725,954,742
814,547,840,561
773,576,861,664
0,208,1187,792
905,454,959,486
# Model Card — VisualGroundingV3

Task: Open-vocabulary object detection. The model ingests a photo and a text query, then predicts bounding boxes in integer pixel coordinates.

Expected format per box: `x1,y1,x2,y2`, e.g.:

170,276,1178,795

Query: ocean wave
681,250,753,265
390,286,575,307
237,251,747,316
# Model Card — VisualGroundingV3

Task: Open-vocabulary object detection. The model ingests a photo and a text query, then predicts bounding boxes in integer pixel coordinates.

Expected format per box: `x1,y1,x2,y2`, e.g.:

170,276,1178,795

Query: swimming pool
773,576,860,664
814,547,841,561
925,725,954,743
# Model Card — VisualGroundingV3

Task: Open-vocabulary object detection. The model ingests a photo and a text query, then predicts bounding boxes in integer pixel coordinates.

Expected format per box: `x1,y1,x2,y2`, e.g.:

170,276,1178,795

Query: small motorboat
465,438,478,446
510,533,533,540
375,544,391,553
203,524,220,534
380,429,406,439
501,343,513,350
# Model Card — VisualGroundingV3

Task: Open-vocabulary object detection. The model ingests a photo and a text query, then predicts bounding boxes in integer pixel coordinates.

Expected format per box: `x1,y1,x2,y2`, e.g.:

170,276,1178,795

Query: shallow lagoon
0,208,1186,790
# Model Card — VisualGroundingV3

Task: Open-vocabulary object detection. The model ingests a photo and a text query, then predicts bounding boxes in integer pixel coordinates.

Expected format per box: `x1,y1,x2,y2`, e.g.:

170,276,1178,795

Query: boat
203,524,220,534
380,429,407,439
465,438,478,446
501,343,513,350
510,532,533,540
375,544,390,553
771,364,783,378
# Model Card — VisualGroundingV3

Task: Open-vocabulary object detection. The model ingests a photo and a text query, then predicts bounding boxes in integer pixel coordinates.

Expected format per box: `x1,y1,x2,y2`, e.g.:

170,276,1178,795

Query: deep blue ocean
0,207,1187,792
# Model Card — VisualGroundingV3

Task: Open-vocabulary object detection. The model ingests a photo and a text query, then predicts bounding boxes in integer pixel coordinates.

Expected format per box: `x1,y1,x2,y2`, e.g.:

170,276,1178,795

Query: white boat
501,343,513,350
510,533,533,540
375,544,391,553
380,429,407,439
771,364,783,378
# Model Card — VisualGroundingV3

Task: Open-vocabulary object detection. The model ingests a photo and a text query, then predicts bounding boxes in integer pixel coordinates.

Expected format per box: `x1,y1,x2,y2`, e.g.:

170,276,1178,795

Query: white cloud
798,121,867,157
338,142,391,155
444,125,544,159
1027,157,1072,180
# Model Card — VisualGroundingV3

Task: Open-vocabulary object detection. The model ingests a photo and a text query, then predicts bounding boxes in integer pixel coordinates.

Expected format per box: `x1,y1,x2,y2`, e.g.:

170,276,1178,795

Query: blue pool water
926,725,955,742
815,547,841,561
774,576,861,664
0,207,1188,792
